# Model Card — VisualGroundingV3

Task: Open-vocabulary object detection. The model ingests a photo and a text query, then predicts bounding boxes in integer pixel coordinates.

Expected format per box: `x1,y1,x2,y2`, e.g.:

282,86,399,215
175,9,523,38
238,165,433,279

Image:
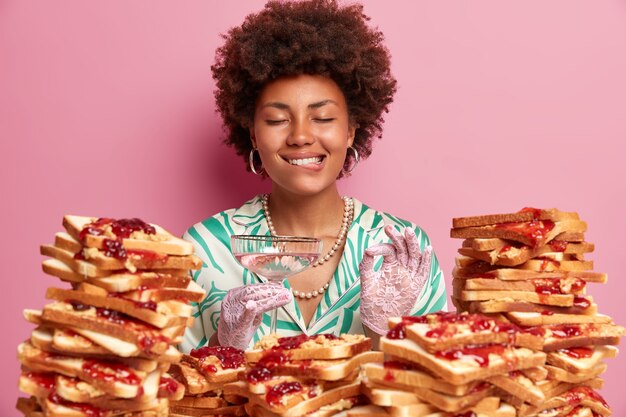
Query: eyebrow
261,99,338,110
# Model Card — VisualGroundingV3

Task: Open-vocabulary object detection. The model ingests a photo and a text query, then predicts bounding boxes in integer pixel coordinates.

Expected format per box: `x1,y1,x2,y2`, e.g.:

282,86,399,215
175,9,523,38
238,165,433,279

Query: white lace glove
359,225,433,336
217,283,293,350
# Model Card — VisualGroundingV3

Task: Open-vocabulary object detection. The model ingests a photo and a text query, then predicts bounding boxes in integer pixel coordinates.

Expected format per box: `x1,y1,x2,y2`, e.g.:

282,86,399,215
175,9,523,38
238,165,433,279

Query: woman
182,0,447,351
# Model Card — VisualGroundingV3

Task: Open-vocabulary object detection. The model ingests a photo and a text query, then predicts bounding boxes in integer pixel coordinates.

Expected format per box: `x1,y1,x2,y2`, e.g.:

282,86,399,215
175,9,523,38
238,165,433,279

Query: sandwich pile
449,208,625,416
362,312,544,417
223,333,382,417
17,215,206,417
167,347,247,417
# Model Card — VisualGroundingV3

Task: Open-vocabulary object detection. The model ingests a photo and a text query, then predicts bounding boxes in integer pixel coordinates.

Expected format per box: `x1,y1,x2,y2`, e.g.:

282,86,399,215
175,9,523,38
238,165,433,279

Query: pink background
1,1,625,415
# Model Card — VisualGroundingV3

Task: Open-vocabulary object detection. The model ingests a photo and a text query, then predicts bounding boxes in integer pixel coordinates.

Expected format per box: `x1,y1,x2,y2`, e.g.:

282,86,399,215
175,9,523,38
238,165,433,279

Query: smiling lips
287,156,324,166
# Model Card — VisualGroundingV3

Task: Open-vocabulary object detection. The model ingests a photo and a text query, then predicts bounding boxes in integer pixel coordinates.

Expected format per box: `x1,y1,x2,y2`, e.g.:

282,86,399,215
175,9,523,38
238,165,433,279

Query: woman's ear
347,122,358,147
249,126,257,149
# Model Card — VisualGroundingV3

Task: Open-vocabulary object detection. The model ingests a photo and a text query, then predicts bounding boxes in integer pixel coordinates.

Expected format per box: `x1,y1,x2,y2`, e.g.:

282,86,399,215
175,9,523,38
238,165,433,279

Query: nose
286,117,315,146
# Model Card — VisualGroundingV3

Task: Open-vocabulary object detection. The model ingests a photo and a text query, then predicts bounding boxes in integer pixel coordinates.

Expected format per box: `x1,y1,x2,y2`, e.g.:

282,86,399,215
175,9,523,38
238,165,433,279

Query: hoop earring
249,149,264,175
343,146,360,174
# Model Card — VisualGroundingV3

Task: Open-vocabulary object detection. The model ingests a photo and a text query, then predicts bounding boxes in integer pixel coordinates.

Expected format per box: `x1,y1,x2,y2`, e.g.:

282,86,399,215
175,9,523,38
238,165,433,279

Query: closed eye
314,118,335,123
265,119,288,126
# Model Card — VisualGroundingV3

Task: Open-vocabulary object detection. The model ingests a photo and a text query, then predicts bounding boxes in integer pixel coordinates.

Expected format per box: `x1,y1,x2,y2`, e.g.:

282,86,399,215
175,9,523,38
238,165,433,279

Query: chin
272,179,336,197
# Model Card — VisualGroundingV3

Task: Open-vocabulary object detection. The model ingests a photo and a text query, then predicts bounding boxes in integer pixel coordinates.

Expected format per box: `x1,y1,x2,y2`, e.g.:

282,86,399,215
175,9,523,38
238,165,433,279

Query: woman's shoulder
184,195,266,245
352,198,432,246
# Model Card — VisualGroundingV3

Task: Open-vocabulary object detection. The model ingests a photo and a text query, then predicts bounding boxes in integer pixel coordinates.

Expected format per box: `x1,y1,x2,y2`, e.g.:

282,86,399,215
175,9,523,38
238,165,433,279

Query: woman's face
251,74,356,196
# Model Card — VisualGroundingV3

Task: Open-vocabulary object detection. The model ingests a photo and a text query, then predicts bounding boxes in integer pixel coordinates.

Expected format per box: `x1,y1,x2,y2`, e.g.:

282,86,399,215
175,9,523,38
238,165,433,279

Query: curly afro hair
212,0,397,175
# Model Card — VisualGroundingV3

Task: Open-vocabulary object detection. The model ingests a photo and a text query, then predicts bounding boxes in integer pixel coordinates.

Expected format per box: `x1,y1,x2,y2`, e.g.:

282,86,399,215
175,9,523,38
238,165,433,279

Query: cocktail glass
230,235,323,333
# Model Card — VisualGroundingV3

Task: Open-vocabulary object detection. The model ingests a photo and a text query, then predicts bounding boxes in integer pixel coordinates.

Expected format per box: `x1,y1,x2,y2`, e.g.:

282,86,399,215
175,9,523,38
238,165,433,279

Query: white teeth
288,157,323,166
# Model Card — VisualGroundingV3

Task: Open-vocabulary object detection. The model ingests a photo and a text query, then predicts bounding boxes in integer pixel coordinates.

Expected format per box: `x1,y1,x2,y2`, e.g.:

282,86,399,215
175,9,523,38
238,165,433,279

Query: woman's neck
266,186,345,239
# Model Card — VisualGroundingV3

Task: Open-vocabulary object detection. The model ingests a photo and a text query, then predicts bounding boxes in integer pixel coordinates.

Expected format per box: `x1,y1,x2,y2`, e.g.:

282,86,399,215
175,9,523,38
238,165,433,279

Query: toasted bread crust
404,319,544,352
363,363,479,396
46,287,186,329
452,209,579,229
264,351,383,381
459,241,594,267
542,323,625,351
451,220,587,248
379,337,546,385
64,215,194,256
41,302,177,355
459,298,598,316
246,335,371,362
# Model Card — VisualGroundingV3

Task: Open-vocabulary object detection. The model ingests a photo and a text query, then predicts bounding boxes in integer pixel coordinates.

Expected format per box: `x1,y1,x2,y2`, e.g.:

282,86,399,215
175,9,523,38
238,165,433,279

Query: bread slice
54,372,161,406
43,258,190,290
361,381,424,406
452,208,580,228
168,362,225,395
41,301,180,355
246,334,371,362
372,380,494,413
389,396,502,417
519,366,548,382
518,386,611,417
45,287,187,329
67,282,200,319
539,377,604,401
519,259,593,273
225,379,361,417
459,241,594,267
457,277,588,295
247,370,358,395
253,351,383,381
460,289,575,307
63,215,193,256
30,322,181,364
363,362,484,396
31,330,176,373
400,312,544,351
54,233,202,272
43,396,169,417
460,297,598,316
182,348,245,383
246,398,362,417
451,220,587,248
16,397,43,417
343,405,390,417
505,311,612,326
486,371,544,406
463,231,585,252
41,245,111,278
452,266,607,283
542,323,625,351
545,362,607,383
170,394,228,409
32,326,110,356
18,342,147,398
168,403,245,416
379,337,546,385
546,345,618,372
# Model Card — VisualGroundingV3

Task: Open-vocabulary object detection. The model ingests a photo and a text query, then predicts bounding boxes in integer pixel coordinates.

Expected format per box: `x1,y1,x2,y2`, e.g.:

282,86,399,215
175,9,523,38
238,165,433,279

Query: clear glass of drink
230,235,323,333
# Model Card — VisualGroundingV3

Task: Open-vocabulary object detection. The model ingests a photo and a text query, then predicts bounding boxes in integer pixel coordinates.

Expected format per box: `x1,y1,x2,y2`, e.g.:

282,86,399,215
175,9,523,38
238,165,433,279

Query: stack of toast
223,333,382,417
17,215,205,417
450,208,624,416
167,347,248,417
361,312,546,417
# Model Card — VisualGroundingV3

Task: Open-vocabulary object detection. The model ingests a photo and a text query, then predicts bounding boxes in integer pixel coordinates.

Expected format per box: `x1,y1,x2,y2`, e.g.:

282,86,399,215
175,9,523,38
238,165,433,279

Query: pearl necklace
261,194,354,299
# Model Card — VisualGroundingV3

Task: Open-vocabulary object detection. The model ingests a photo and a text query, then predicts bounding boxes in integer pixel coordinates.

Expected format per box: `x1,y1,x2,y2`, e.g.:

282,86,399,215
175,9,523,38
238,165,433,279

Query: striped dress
181,195,448,352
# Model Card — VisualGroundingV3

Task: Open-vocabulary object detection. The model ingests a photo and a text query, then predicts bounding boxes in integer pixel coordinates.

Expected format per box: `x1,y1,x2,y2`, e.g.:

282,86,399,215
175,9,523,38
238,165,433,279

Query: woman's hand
359,225,432,336
217,282,293,350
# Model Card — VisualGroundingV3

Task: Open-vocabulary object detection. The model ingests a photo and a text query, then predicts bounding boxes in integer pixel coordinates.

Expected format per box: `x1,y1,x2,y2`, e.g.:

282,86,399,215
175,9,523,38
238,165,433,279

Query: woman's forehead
256,74,347,108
